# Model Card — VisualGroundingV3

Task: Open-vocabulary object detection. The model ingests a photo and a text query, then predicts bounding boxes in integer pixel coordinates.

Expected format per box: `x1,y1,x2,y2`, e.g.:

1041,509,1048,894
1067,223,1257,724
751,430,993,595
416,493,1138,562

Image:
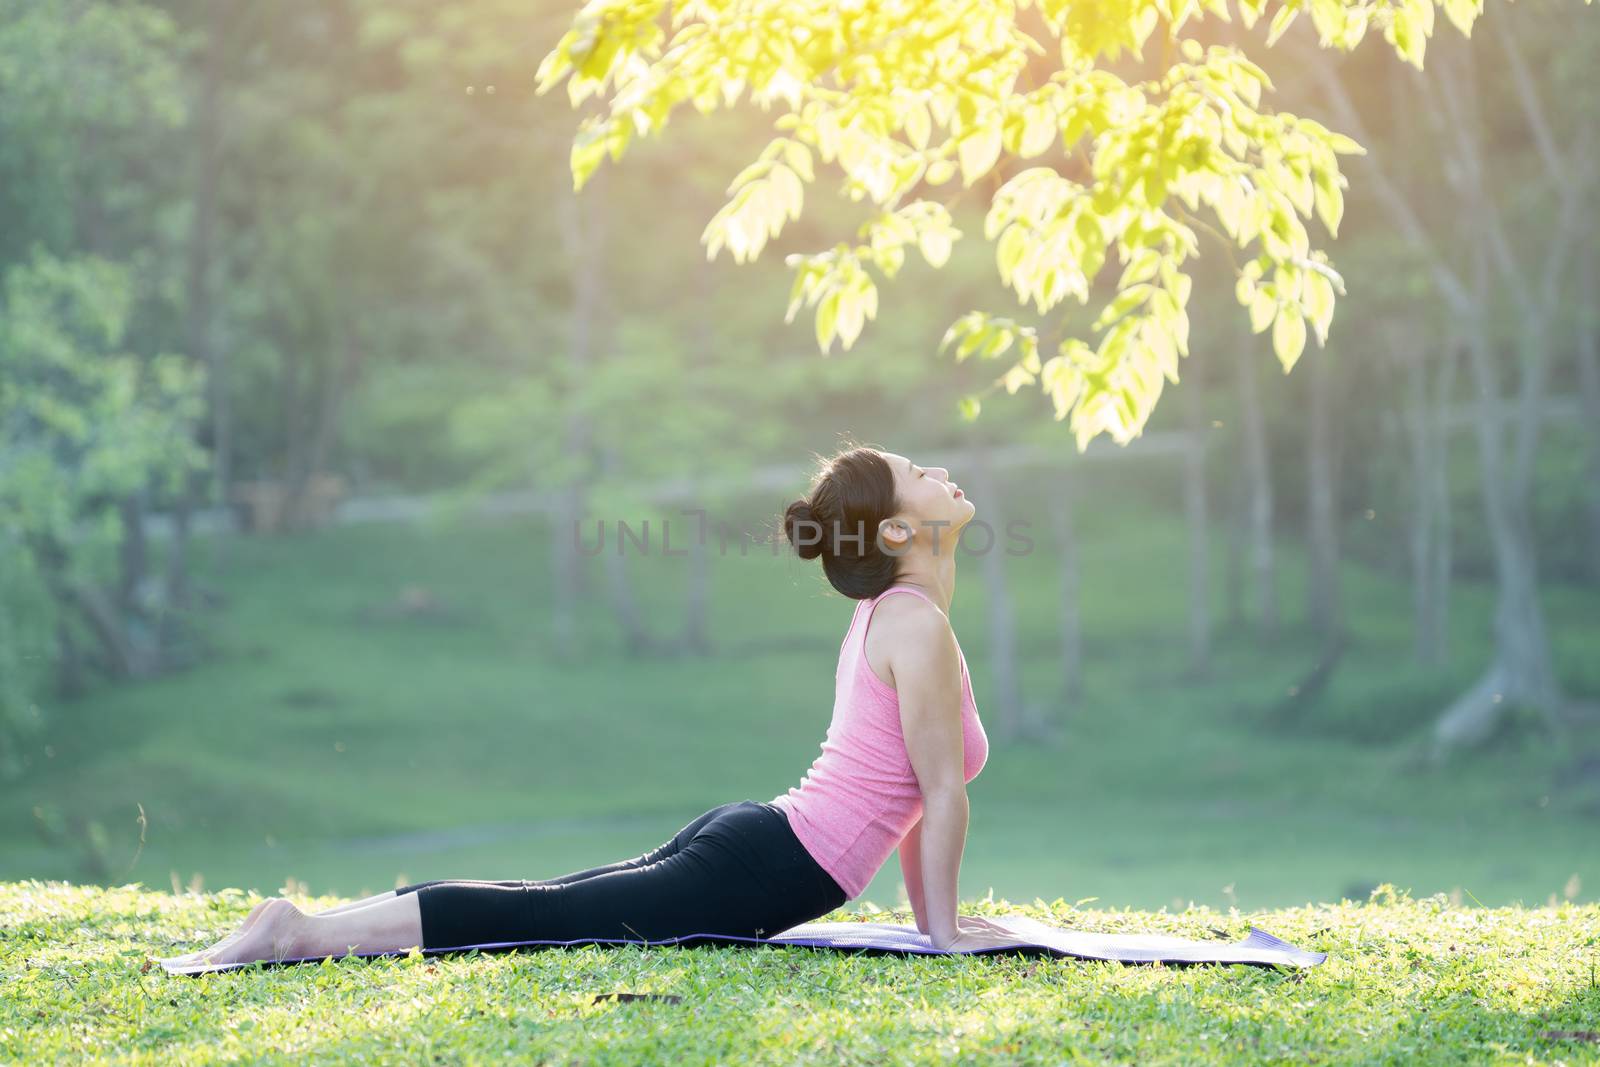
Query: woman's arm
916,789,968,949
897,816,929,933
888,607,969,950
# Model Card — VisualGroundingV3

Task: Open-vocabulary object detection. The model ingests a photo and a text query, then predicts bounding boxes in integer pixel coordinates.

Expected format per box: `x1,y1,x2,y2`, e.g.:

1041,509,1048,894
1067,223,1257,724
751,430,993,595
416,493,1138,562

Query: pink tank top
769,585,988,900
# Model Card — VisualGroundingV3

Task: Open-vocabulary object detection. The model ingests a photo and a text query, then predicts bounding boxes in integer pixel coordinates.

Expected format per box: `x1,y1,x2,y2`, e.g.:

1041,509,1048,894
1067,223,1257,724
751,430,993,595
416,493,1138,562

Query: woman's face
878,450,975,546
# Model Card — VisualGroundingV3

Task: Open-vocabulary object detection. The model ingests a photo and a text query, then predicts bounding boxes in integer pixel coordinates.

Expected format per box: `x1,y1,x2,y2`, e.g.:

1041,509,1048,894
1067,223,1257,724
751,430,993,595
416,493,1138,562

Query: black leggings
393,800,847,951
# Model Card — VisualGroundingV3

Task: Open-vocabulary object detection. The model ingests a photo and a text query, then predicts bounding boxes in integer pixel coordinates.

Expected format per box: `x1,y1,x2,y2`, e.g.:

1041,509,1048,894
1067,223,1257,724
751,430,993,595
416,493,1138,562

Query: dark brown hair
782,444,903,599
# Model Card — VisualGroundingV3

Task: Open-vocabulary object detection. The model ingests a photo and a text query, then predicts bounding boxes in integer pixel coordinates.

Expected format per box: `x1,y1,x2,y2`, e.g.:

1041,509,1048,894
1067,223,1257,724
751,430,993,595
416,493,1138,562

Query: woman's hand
929,915,1020,952
957,915,1011,935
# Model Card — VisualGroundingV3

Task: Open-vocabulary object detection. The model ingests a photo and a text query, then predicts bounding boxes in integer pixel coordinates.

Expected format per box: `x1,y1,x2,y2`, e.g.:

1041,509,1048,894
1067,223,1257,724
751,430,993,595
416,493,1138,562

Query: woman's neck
891,548,957,616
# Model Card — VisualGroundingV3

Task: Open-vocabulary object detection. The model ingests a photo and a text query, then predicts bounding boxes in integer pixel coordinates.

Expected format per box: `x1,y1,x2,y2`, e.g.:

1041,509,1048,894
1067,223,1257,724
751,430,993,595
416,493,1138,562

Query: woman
161,444,1018,968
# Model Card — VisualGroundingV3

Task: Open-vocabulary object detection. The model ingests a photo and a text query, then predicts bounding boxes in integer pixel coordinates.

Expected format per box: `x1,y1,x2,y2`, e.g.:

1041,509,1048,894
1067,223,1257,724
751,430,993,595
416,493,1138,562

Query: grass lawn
3,880,1597,1064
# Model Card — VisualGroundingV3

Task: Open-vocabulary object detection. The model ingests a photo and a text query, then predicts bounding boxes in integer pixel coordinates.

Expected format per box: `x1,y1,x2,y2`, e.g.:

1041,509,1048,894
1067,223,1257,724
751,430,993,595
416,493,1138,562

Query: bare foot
160,896,279,967
162,898,306,968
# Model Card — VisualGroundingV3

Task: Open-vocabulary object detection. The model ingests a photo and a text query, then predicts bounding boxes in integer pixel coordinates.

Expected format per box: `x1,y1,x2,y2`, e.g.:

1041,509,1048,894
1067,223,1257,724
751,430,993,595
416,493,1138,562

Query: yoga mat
159,915,1327,975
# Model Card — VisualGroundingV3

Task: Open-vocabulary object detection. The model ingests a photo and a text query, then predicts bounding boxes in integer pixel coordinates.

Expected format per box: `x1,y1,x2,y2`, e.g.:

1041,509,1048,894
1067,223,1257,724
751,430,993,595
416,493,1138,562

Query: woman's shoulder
860,588,956,692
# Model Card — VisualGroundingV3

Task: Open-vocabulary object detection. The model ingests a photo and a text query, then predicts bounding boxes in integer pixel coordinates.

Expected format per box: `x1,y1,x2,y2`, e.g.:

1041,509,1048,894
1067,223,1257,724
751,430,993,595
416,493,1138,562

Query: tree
530,0,1521,453
1231,326,1280,638
1300,9,1596,757
0,0,203,773
0,252,207,742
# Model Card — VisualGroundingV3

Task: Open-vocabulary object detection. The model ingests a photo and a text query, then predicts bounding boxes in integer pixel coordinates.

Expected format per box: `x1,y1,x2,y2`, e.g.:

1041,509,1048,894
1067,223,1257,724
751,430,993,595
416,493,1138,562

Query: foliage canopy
527,0,1544,448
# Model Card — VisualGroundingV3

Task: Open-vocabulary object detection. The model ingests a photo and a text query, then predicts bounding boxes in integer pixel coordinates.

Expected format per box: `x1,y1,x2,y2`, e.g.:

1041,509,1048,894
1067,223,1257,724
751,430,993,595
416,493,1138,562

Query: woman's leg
519,804,739,886
168,893,426,967
312,890,399,916
175,844,693,964
392,801,746,897
162,801,766,967
261,805,745,929
411,802,841,950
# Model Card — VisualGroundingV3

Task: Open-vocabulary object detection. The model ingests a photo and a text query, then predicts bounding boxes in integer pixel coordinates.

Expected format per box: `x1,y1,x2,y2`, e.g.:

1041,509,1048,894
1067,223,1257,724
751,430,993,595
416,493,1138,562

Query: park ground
2,880,1597,1064
2,487,1599,1062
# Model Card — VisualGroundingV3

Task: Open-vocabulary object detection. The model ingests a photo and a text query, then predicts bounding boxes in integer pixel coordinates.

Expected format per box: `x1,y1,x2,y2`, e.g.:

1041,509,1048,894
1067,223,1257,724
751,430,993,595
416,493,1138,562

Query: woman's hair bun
780,444,902,598
784,499,826,561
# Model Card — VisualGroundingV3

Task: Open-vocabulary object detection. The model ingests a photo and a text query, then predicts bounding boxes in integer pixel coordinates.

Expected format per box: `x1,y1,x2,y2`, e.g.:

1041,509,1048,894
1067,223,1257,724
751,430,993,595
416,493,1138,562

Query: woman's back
769,585,988,900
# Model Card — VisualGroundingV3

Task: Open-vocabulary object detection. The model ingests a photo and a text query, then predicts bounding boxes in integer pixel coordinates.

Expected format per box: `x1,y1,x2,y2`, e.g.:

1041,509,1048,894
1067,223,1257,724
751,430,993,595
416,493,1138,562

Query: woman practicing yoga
160,443,1019,968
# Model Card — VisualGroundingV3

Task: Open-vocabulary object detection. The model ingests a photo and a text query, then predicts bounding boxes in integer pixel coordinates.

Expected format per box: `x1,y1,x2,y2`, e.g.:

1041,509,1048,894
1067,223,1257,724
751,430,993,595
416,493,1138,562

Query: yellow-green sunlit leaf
1272,304,1307,371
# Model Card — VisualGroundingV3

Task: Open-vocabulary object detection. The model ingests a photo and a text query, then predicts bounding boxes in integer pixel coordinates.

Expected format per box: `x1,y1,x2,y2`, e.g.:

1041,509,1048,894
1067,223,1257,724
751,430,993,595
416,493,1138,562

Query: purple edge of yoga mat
160,920,1330,976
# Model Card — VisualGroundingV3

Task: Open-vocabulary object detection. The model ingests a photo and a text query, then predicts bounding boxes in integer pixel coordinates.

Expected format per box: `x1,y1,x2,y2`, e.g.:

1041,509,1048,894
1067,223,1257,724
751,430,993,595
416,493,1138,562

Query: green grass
3,489,1598,916
3,880,1597,1064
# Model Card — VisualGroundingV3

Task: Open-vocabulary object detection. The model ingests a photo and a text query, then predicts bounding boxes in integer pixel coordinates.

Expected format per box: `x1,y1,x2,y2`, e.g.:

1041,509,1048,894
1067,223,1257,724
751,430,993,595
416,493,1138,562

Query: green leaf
1264,4,1298,47
1093,284,1154,331
958,122,1003,187
784,140,815,182
771,164,805,221
1117,249,1161,289
837,286,867,348
1019,101,1056,158
1304,270,1335,343
958,395,982,420
996,225,1027,279
920,226,954,268
1325,131,1365,155
1312,168,1344,236
815,288,841,353
1248,289,1277,334
1020,335,1041,373
784,265,813,322
980,328,1015,360
957,323,992,360
1000,362,1036,394
1443,0,1482,36
904,100,932,151
1272,304,1307,370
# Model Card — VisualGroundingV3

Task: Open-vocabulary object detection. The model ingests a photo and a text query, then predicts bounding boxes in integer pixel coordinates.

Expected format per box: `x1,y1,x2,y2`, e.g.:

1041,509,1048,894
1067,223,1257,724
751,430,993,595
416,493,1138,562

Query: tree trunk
1181,370,1212,678
190,0,229,514
1305,346,1341,645
1044,460,1082,708
71,582,154,679
156,490,199,663
1431,300,1569,760
148,0,226,636
680,256,716,655
54,620,88,699
278,329,303,527
577,172,646,657
280,325,359,533
37,533,156,684
1223,476,1245,629
550,171,605,657
683,505,712,655
117,494,148,615
1426,32,1581,758
1394,326,1458,667
970,447,1027,740
600,530,656,656
1234,342,1279,639
598,449,658,656
1577,245,1600,583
